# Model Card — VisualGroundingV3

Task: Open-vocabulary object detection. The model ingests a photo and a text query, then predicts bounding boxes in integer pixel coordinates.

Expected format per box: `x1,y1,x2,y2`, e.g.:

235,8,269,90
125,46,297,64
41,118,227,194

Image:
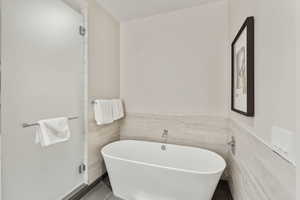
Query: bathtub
102,140,226,200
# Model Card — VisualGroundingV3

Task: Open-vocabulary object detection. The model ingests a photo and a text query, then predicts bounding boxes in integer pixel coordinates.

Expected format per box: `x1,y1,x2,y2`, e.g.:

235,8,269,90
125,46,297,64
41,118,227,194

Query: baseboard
64,173,108,200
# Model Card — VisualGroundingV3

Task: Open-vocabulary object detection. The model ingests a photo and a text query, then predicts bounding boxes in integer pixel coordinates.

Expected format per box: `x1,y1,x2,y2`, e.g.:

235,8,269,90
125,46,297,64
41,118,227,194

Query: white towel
112,99,124,120
35,117,71,147
94,100,114,125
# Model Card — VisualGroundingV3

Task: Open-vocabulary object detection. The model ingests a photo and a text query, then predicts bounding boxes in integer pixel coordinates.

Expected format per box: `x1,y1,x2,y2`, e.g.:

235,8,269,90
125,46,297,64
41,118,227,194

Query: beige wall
120,0,229,117
119,0,231,181
119,1,296,199
229,0,296,146
228,0,296,199
86,0,120,184
88,0,120,99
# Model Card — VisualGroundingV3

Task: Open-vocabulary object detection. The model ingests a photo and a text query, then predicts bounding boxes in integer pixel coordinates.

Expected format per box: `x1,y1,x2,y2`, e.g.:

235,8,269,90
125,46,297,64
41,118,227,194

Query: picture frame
231,16,254,116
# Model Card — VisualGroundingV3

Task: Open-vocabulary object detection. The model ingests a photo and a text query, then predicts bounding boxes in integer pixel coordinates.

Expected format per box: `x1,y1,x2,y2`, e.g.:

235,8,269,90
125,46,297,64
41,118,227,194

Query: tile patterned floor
80,182,121,200
81,179,232,200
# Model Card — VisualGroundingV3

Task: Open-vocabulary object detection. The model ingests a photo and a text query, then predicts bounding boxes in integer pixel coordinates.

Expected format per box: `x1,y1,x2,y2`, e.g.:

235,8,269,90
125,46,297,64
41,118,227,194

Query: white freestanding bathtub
102,140,226,200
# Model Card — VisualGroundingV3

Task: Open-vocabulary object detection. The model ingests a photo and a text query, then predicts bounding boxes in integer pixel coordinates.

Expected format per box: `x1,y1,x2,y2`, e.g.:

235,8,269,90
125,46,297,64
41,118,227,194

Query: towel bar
22,116,79,128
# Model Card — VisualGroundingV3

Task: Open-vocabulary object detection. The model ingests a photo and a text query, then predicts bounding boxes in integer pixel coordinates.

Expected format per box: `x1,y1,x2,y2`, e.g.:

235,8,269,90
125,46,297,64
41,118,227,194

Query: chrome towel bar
22,116,79,128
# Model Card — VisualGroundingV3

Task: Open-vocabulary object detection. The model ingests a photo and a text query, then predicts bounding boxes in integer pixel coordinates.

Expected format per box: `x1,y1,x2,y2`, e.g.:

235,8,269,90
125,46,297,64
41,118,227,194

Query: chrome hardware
22,116,79,128
161,129,168,151
79,26,86,36
162,129,168,138
227,136,236,155
78,163,86,174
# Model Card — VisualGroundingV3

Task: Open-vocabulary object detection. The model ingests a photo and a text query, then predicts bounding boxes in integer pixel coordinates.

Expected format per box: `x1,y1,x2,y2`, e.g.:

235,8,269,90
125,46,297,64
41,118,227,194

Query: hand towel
93,100,114,125
112,99,124,120
35,117,71,147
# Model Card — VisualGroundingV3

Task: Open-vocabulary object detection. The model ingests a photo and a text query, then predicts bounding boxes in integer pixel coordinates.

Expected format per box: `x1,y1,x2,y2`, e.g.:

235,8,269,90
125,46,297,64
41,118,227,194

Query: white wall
62,0,86,13
88,0,120,99
0,5,2,200
228,0,296,199
229,0,296,145
86,0,120,184
120,0,229,116
296,0,300,198
2,1,85,199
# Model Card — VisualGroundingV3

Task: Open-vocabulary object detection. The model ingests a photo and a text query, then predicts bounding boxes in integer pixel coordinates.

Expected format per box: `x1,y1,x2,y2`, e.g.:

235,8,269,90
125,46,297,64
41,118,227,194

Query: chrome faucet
227,136,236,155
161,129,168,151
162,129,168,140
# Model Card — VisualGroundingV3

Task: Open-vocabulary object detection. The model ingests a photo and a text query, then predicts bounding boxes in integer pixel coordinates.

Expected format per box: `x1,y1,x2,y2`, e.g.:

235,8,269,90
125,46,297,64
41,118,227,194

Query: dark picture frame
231,16,254,116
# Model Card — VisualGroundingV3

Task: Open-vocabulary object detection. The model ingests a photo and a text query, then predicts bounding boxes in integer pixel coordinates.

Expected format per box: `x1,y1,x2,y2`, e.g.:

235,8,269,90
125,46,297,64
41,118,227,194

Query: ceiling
96,0,221,22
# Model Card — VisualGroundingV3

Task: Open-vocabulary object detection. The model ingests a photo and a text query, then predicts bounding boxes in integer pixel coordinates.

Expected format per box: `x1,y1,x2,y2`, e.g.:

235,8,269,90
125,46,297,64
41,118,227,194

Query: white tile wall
87,119,120,184
85,0,120,184
120,113,231,178
228,120,296,200
119,113,296,199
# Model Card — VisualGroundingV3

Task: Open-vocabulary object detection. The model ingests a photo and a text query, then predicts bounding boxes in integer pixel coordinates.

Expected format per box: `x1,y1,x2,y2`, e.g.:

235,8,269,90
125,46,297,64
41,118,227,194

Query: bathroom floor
80,177,233,200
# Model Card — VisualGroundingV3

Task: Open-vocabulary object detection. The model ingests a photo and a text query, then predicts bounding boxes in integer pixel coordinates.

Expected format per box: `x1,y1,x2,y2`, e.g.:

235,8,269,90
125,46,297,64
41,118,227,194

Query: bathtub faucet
162,129,168,140
161,129,168,151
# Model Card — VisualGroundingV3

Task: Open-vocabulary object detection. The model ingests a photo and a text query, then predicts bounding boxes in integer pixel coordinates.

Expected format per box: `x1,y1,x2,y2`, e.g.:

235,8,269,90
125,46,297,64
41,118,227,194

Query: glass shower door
2,0,85,199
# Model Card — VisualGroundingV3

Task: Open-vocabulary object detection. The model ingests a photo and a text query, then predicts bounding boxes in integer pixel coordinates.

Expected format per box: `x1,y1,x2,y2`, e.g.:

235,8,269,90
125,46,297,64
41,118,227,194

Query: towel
112,99,124,120
93,100,114,125
35,117,71,147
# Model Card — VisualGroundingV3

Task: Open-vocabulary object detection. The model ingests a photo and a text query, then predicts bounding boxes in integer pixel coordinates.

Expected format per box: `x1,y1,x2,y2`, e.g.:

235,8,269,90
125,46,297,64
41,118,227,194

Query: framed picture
231,16,254,116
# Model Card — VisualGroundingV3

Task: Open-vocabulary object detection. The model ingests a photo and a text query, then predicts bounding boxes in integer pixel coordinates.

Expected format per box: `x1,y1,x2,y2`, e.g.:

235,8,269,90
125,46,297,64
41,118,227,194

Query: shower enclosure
2,0,86,199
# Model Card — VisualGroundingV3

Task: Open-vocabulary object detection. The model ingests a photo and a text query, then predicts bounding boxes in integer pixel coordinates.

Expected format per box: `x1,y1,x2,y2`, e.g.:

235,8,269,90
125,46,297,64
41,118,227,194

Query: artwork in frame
231,16,254,116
